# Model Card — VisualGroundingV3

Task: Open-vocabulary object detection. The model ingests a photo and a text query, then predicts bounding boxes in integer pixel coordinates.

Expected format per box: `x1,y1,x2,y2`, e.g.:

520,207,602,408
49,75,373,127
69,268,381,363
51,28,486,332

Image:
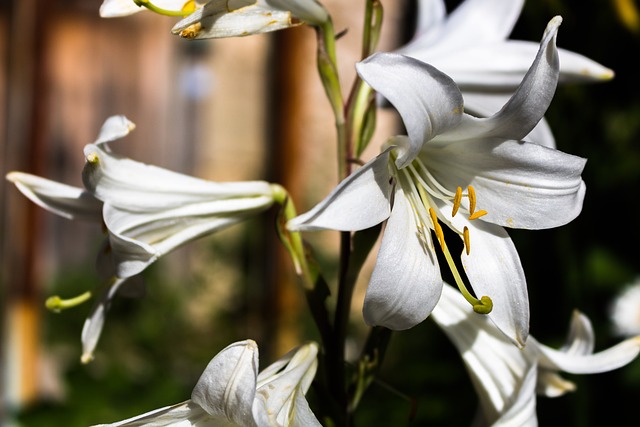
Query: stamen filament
133,0,192,16
406,164,447,201
45,291,92,313
468,185,477,215
429,210,492,314
413,160,455,198
469,209,488,220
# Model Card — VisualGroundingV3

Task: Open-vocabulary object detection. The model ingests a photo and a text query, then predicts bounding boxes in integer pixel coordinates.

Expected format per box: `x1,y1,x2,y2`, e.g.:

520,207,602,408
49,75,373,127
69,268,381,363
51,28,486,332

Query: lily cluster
5,0,640,425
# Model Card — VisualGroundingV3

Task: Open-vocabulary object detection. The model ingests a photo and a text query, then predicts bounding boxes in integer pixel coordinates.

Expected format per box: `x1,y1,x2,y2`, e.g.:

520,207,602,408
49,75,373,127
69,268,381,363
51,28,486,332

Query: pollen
180,22,202,39
452,186,462,217
429,208,445,249
463,226,470,255
467,185,477,215
181,0,196,13
469,209,488,220
86,153,99,164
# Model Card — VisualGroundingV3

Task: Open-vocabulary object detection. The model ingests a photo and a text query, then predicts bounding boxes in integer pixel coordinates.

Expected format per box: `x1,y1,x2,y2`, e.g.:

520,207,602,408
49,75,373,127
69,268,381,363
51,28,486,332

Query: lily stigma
390,147,493,314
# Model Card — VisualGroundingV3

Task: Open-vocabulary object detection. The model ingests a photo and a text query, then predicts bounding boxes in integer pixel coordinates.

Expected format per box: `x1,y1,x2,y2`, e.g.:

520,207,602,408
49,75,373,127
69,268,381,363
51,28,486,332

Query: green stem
315,20,349,180
346,0,384,158
272,185,333,343
349,326,392,412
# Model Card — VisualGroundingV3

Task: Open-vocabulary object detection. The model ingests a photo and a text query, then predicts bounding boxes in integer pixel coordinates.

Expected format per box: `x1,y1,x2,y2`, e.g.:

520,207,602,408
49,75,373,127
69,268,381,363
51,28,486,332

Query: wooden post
1,0,54,416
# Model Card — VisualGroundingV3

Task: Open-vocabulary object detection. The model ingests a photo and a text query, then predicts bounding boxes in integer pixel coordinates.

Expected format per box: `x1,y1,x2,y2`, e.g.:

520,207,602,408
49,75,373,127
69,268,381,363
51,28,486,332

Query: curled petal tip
548,15,563,30
81,352,94,364
596,67,615,81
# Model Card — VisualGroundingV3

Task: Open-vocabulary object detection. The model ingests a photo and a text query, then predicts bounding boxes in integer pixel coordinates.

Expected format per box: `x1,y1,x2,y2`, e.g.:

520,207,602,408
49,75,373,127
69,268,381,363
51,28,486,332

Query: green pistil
398,161,493,315
45,291,92,313
437,231,492,314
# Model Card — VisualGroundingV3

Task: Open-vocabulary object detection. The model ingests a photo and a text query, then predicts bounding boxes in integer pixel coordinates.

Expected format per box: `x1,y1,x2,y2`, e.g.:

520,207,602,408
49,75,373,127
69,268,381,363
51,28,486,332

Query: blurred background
1,0,639,425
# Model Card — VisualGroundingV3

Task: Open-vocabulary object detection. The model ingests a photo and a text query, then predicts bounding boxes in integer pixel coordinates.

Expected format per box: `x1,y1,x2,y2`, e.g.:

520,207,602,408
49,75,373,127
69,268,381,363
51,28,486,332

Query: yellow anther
452,186,463,217
463,226,470,255
181,0,196,13
86,153,99,164
180,23,202,39
429,208,446,249
467,185,477,215
469,209,488,220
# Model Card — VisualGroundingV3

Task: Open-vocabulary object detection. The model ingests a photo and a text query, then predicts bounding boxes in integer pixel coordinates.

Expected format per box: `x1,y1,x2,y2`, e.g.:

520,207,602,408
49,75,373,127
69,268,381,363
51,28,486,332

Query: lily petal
456,216,530,347
95,115,136,145
265,0,328,25
462,92,556,148
432,283,535,421
413,0,446,39
99,0,145,17
490,364,538,427
424,137,586,229
481,17,561,140
535,335,640,374
356,53,464,168
82,141,273,211
438,16,561,143
90,400,207,426
434,0,524,50
103,196,272,278
253,342,320,427
286,388,323,427
560,310,595,355
100,0,193,17
428,41,612,91
171,1,298,39
6,172,103,221
191,340,259,427
81,277,130,364
287,150,392,232
363,186,442,330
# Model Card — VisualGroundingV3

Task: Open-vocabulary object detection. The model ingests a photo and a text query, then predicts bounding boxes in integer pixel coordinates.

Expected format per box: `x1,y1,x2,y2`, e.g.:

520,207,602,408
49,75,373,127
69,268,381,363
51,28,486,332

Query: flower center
393,154,492,315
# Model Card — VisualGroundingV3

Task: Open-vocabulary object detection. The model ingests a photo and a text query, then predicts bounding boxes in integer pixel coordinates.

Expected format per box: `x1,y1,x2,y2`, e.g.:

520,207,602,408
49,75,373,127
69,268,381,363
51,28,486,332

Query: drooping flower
6,115,278,361
171,0,329,40
288,17,586,346
609,276,640,337
432,282,640,426
395,0,614,148
92,340,322,427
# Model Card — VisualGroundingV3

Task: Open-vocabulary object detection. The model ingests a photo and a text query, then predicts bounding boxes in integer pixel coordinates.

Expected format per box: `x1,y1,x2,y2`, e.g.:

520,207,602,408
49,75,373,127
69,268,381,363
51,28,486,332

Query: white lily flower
432,283,640,426
609,277,640,337
171,0,329,40
92,340,322,427
289,17,587,346
6,115,277,361
100,0,199,17
396,0,614,148
83,116,277,279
